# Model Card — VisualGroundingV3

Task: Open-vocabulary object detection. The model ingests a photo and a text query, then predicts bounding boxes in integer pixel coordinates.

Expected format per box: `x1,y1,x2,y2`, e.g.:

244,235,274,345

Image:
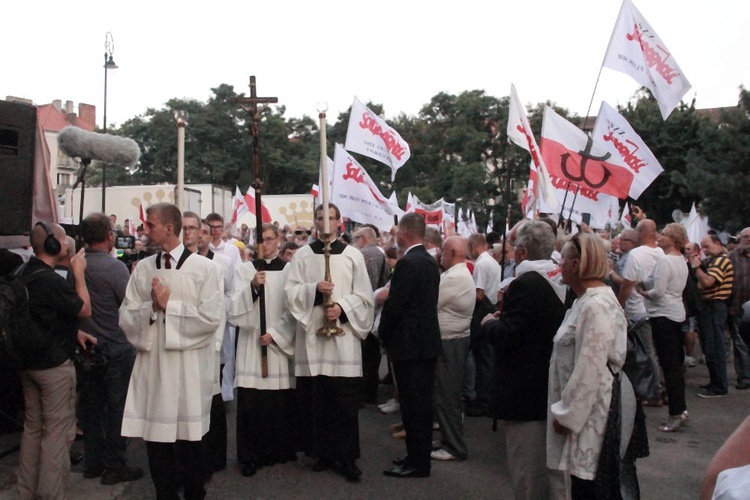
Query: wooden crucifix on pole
231,75,278,378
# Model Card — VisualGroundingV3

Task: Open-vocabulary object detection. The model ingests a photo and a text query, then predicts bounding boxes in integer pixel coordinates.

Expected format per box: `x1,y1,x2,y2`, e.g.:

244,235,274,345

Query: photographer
78,213,143,485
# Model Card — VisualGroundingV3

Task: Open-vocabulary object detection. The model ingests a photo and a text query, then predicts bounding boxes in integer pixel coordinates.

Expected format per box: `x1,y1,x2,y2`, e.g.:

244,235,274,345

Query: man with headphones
17,221,92,499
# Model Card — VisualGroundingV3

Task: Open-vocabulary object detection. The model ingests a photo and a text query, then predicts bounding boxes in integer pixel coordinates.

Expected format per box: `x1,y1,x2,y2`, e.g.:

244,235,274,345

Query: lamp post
102,31,118,212
174,110,189,210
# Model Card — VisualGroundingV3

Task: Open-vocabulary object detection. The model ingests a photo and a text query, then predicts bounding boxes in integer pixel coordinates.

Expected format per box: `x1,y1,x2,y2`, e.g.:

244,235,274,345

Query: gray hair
515,220,555,260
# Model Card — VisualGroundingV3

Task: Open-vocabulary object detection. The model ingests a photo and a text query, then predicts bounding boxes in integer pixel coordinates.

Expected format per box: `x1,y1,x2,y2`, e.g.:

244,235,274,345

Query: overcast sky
4,0,748,128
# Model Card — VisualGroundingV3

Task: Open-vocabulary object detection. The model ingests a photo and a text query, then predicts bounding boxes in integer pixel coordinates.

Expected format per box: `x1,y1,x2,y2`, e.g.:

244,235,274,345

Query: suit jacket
379,245,441,362
482,270,572,421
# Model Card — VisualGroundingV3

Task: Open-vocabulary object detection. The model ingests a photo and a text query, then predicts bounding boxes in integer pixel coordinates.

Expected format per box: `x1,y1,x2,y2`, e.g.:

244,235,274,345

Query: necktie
164,253,172,269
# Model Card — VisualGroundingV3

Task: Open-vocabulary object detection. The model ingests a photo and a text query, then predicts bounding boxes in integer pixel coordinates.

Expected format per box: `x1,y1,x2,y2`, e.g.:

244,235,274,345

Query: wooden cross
230,75,278,378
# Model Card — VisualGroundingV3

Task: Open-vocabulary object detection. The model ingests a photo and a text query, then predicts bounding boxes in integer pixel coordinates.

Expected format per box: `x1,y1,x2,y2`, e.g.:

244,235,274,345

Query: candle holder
316,233,344,339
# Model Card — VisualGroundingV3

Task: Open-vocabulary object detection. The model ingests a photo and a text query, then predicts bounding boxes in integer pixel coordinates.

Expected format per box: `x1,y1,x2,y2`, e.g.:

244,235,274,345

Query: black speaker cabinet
0,100,37,235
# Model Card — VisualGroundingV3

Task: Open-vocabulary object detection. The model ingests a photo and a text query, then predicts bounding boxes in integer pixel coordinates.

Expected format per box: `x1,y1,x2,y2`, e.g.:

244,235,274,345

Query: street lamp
102,31,118,212
174,110,189,210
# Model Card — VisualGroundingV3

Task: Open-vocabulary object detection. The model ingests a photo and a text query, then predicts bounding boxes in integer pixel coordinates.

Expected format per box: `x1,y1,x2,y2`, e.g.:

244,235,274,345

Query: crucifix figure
231,75,278,377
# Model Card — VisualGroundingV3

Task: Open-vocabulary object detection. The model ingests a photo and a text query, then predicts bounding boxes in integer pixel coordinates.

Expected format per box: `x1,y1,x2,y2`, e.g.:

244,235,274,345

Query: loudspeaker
35,221,61,256
0,100,37,236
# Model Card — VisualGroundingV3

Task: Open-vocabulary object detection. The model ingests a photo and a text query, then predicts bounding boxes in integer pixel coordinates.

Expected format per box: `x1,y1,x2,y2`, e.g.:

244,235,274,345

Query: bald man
618,219,664,403
432,236,475,461
17,222,92,499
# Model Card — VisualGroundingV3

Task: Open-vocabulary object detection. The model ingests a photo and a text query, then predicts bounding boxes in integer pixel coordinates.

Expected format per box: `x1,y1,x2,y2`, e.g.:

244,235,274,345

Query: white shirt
622,245,664,318
473,251,502,306
642,254,688,322
438,263,475,339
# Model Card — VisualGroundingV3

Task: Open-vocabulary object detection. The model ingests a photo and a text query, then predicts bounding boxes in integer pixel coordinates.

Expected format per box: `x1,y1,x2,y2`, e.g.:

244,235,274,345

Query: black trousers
393,358,437,471
361,334,382,404
146,440,206,500
201,393,227,474
650,316,687,416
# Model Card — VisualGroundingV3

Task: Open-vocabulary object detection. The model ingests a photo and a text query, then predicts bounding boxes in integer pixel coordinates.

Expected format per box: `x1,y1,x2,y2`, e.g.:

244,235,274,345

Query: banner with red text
344,97,411,181
331,144,403,232
592,102,663,199
538,176,619,230
541,106,634,200
602,0,691,120
508,84,558,212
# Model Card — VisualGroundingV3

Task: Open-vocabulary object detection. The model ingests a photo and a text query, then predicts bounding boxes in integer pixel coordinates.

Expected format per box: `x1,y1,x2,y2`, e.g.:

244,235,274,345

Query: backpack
0,263,51,370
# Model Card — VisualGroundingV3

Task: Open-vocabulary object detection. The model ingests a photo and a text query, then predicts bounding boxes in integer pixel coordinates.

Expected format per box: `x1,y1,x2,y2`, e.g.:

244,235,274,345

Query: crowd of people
2,203,749,499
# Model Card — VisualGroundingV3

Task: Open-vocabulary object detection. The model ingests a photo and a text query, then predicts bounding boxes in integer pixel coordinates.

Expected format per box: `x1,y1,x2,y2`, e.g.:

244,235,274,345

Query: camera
115,235,135,250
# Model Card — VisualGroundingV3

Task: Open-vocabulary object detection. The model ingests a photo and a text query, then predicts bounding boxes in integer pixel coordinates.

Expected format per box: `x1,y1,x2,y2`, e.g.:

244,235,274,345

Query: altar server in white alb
119,203,224,500
285,203,374,482
230,223,297,478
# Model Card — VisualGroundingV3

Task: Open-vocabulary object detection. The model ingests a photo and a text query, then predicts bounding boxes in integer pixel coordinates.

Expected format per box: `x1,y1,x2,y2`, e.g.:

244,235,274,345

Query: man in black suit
379,213,441,478
480,220,571,499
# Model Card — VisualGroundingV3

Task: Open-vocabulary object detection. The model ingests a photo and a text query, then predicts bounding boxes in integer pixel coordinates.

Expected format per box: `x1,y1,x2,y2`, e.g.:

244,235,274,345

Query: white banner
592,102,664,200
508,84,558,211
344,96,411,181
331,144,402,232
602,0,691,120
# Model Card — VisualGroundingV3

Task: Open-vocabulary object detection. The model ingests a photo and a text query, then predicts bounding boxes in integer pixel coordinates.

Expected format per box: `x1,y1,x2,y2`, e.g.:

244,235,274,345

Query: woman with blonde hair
637,222,690,432
547,232,632,498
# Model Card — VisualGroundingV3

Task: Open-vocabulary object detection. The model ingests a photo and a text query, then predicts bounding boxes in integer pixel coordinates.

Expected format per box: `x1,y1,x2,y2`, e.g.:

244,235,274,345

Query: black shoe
392,456,407,467
699,383,712,390
101,465,144,485
312,458,332,472
383,465,430,478
240,462,257,477
339,461,362,482
736,381,750,390
83,465,104,479
70,450,84,466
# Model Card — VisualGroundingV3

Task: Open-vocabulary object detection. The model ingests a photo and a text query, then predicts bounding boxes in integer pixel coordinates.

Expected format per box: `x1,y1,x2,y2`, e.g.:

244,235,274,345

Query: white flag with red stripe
243,186,272,224
541,106,634,200
314,156,335,205
230,186,249,225
344,97,410,181
330,144,402,233
592,102,663,200
508,84,558,212
602,0,691,120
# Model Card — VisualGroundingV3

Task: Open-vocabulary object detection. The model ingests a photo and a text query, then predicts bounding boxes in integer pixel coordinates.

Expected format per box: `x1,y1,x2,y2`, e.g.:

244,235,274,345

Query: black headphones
36,221,62,256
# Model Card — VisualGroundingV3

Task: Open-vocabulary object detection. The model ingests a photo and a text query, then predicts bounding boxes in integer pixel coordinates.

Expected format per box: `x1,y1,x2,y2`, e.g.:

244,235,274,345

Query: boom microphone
57,126,141,167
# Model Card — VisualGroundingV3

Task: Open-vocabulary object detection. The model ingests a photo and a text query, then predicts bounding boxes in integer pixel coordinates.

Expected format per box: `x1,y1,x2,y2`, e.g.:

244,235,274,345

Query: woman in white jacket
547,232,629,499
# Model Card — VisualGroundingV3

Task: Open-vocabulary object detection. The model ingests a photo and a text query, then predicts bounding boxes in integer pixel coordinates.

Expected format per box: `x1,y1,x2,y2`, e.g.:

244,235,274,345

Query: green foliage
104,83,750,232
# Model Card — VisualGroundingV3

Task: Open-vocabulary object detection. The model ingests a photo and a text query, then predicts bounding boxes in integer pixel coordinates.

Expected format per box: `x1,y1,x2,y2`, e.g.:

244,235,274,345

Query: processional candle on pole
316,102,343,339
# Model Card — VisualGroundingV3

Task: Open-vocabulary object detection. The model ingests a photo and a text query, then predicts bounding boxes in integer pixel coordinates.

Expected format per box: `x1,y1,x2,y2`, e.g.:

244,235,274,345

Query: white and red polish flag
230,186,249,225
592,102,663,200
508,84,558,213
541,106,634,200
243,186,272,224
602,0,691,120
344,97,411,181
330,144,403,233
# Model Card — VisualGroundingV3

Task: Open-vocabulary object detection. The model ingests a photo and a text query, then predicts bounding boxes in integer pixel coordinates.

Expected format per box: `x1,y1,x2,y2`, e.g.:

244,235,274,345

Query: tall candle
318,103,329,234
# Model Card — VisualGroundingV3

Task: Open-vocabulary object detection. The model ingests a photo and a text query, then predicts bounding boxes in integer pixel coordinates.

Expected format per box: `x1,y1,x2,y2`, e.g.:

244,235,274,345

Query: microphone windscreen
58,126,141,167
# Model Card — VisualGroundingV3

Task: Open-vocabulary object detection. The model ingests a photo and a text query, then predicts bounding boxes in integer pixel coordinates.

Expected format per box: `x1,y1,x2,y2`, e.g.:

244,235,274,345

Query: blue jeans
728,314,750,384
697,302,729,393
81,345,136,470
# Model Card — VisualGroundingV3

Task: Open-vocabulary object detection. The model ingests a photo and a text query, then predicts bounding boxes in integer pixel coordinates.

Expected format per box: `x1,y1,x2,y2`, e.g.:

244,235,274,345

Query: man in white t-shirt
465,233,502,416
618,219,664,403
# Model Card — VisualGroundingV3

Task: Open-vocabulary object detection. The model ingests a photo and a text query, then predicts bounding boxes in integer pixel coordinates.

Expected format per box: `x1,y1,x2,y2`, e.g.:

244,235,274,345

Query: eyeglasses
294,230,311,236
183,225,200,233
262,237,277,243
208,224,223,231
